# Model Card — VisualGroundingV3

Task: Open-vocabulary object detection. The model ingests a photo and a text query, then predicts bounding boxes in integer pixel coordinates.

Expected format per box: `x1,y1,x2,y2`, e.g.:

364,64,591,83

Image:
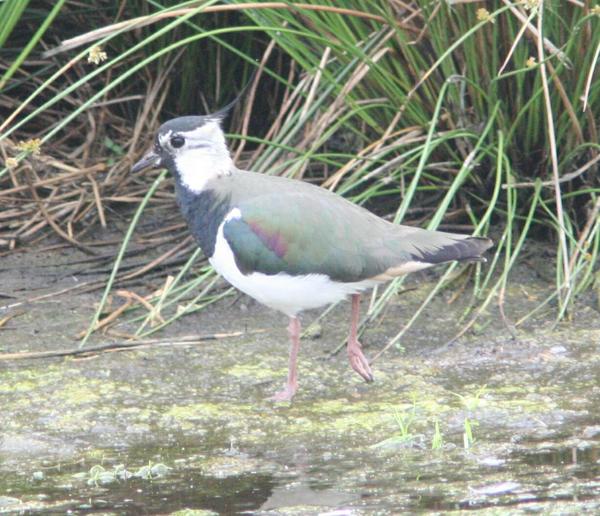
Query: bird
132,111,493,401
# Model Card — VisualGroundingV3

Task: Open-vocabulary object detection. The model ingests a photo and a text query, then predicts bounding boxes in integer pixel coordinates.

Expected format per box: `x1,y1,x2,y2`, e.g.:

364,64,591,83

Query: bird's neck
175,182,232,258
174,148,233,194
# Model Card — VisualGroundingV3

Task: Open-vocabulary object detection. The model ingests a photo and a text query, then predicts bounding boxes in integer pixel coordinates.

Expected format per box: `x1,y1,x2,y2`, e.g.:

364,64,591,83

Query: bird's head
132,113,233,193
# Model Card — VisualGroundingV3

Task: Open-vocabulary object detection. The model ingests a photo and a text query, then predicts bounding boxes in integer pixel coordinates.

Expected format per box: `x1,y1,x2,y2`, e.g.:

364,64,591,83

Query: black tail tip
468,236,494,255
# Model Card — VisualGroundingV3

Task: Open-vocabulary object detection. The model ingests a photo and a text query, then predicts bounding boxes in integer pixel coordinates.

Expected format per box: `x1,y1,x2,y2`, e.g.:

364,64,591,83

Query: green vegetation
453,385,487,449
0,1,598,348
393,404,418,442
372,386,488,450
431,419,443,450
73,462,171,486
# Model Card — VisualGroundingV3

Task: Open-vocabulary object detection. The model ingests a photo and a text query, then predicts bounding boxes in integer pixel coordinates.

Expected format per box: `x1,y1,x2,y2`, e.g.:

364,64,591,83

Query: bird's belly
210,224,375,317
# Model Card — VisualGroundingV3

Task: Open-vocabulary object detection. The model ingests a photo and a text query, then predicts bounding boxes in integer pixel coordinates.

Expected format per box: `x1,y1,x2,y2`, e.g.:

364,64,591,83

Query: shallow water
1,248,599,514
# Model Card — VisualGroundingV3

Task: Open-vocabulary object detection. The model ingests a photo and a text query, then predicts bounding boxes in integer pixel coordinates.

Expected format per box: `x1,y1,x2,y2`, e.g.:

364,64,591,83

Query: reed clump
1,1,598,343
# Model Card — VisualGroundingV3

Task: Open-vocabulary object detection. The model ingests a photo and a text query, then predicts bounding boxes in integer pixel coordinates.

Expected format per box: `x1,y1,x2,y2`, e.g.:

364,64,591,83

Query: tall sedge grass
0,1,598,348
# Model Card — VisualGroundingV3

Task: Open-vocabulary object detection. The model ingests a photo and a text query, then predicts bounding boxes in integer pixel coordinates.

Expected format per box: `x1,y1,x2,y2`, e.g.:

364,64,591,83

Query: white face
159,120,233,193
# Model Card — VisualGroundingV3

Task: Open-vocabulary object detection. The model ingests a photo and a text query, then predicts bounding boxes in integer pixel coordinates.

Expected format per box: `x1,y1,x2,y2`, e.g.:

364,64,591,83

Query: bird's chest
175,186,231,258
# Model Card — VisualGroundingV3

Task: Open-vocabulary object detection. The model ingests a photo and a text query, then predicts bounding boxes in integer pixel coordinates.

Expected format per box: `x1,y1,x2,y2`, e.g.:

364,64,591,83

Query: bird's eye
170,135,185,148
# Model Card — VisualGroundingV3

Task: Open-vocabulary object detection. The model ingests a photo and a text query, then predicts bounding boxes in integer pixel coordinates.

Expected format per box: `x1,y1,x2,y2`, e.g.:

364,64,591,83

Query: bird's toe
348,347,374,383
269,384,297,402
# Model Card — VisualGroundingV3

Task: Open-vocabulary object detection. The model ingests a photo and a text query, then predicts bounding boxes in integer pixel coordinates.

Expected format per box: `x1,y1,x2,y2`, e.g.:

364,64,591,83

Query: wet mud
1,246,599,514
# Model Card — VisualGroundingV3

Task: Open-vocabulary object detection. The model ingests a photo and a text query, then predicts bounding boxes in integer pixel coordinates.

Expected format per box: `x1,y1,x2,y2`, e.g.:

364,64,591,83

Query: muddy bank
1,245,599,514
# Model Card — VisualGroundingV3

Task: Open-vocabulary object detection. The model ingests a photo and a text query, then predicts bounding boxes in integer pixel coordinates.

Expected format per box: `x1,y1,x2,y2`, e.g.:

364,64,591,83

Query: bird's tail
370,229,493,282
417,234,493,265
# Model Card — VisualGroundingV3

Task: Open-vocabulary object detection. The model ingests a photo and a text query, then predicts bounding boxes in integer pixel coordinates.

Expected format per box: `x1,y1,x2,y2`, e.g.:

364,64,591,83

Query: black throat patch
174,184,232,258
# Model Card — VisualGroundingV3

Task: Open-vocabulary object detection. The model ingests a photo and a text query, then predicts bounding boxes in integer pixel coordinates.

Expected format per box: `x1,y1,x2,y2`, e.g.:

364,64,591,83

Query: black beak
132,149,162,173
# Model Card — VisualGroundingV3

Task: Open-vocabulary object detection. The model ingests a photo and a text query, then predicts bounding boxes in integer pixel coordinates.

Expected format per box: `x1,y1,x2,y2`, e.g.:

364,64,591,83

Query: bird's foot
269,383,297,402
348,340,374,383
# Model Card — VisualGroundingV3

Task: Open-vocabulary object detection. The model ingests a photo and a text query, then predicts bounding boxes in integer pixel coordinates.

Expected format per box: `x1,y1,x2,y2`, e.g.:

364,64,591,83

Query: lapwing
132,113,493,401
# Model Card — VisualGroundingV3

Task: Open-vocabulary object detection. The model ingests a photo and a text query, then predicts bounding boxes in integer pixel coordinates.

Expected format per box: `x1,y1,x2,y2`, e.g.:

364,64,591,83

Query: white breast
209,208,376,317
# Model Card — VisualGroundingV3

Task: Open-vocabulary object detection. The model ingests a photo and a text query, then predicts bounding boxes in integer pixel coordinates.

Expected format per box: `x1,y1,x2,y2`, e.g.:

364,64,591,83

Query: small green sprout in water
75,462,170,486
134,461,171,480
452,385,487,450
392,404,417,442
431,419,444,450
463,417,479,449
87,45,107,65
453,385,487,411
16,138,42,155
371,401,421,449
84,465,115,486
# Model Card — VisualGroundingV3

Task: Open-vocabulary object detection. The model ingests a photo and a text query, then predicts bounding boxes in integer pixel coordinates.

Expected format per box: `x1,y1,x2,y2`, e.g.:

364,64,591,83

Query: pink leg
270,316,301,402
347,294,374,382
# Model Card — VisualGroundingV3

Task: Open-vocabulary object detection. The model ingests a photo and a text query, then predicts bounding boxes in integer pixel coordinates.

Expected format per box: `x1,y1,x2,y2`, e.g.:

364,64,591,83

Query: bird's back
217,169,492,283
